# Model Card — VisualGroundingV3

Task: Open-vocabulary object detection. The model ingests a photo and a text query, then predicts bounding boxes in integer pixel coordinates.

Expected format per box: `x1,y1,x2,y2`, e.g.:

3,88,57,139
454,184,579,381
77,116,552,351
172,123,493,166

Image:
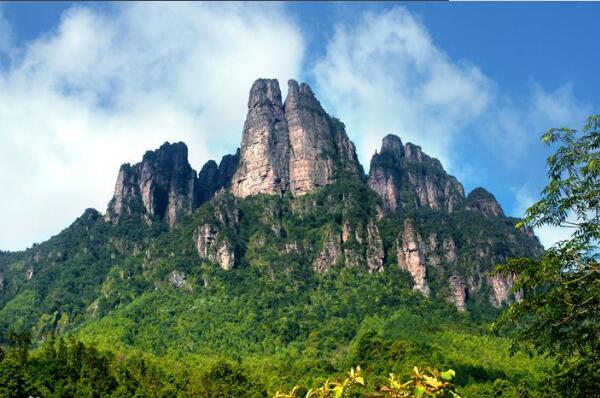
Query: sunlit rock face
231,79,291,197
368,135,465,213
231,78,363,198
397,219,430,296
285,80,363,195
105,142,198,226
448,275,467,312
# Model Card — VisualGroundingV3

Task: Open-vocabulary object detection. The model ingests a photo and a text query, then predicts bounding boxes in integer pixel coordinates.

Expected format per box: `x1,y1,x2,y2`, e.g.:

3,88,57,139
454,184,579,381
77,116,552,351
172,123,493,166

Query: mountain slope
0,78,546,395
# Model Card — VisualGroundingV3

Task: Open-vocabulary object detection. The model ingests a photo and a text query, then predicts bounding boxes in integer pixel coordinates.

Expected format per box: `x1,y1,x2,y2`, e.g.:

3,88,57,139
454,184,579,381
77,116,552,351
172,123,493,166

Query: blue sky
0,2,598,250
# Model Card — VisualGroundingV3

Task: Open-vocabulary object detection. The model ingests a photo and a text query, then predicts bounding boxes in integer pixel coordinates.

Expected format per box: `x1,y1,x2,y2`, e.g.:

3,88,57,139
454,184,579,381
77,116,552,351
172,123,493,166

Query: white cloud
312,7,493,170
0,4,592,253
0,2,304,250
485,83,591,162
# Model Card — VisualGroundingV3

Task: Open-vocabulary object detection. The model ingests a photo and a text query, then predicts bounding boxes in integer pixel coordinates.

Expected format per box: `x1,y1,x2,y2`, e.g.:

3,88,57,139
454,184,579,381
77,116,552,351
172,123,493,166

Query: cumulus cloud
312,7,493,169
0,2,304,250
1,4,592,252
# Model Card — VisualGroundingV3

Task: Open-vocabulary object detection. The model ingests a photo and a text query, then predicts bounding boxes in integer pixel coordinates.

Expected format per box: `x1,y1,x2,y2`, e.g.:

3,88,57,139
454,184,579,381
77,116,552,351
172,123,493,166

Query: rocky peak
467,187,504,217
404,142,424,162
368,135,465,212
380,134,405,160
285,79,324,115
105,142,198,226
231,78,363,198
231,79,290,197
197,150,240,204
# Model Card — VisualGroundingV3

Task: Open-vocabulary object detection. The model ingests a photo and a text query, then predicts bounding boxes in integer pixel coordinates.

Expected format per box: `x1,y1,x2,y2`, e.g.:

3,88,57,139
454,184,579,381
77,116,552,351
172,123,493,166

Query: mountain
0,78,546,395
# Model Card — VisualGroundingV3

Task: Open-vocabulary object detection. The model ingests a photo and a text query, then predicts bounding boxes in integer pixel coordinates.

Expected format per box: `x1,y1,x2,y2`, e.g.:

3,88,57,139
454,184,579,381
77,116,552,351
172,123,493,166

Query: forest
0,107,597,398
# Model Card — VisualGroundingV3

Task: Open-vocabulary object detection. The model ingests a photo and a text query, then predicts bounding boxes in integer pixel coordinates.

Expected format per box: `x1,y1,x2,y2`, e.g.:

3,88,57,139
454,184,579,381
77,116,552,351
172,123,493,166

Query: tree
493,114,599,396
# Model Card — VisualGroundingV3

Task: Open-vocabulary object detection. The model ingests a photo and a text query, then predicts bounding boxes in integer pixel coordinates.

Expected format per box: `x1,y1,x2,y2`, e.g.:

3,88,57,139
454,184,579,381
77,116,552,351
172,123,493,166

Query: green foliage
0,154,550,395
494,114,600,396
276,366,461,398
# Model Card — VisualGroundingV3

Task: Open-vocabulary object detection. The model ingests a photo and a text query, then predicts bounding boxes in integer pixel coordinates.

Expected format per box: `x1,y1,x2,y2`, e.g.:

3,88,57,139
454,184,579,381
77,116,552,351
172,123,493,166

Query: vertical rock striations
231,78,363,198
285,80,363,195
105,142,198,225
367,135,405,211
368,135,465,213
194,192,239,270
397,219,430,296
231,79,290,197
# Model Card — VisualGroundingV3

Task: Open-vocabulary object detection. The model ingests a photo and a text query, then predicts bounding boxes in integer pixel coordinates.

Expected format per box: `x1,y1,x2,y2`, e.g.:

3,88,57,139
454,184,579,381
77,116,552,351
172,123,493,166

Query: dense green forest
2,107,596,397
0,191,551,396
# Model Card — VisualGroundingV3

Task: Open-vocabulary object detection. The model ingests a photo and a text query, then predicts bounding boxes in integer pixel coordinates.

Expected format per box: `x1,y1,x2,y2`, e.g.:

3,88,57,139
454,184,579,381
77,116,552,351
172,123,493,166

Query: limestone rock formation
105,142,198,226
285,80,363,195
365,220,385,273
466,187,505,217
489,273,516,308
313,232,342,273
197,150,240,203
193,193,239,270
231,79,290,197
368,135,465,212
367,135,404,211
397,219,430,296
448,274,467,311
169,270,191,291
231,79,363,198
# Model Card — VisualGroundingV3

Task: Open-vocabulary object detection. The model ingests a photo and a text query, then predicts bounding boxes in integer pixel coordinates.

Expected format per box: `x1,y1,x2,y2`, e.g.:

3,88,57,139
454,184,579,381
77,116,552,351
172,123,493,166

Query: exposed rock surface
285,80,363,195
365,220,384,273
194,193,239,270
232,79,363,198
105,142,198,226
313,232,341,273
168,270,191,290
466,187,505,217
231,79,290,197
443,238,458,263
397,219,430,296
368,135,465,212
489,273,515,308
448,275,467,311
197,150,240,203
97,78,543,313
367,135,404,211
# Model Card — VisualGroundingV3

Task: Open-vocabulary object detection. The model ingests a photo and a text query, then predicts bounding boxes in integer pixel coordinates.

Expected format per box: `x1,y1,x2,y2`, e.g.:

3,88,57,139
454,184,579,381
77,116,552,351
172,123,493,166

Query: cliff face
96,77,543,312
194,192,240,270
231,79,363,198
231,79,290,197
105,142,198,226
466,187,505,217
197,150,240,203
397,219,430,296
285,80,363,195
368,135,465,213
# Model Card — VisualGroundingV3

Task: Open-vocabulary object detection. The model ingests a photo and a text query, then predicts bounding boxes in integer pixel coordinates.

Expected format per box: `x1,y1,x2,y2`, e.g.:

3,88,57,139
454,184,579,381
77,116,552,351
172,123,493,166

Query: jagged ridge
0,78,544,327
